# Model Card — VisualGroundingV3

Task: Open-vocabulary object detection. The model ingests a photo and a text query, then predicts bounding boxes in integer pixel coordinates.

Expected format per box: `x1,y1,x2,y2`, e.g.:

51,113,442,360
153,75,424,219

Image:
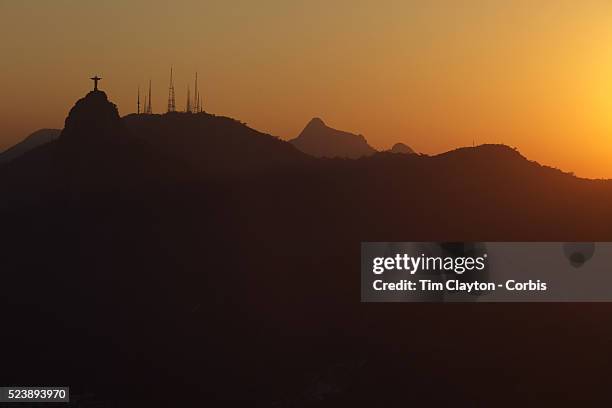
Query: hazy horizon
2,1,612,178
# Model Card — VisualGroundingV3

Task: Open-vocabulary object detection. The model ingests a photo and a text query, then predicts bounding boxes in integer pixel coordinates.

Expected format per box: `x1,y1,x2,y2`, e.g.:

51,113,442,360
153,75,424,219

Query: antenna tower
194,72,200,113
167,67,176,112
145,80,153,114
186,86,192,113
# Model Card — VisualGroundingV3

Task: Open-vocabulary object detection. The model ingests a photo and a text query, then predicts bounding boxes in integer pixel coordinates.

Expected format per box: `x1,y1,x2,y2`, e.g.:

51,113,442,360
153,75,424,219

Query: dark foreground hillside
2,91,612,407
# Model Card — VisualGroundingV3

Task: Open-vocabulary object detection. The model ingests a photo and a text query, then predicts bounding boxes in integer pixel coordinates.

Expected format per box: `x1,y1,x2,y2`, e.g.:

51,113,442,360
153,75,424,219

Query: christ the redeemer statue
90,76,102,91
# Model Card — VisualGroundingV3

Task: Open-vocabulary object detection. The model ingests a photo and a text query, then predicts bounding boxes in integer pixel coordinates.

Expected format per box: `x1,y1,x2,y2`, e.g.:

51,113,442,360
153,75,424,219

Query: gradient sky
2,1,612,178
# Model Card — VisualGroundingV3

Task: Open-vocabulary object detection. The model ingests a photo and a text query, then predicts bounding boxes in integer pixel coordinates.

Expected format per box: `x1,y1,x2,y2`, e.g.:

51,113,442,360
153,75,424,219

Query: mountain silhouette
388,142,415,154
2,89,612,406
0,128,60,163
289,117,377,158
123,111,311,179
0,90,194,192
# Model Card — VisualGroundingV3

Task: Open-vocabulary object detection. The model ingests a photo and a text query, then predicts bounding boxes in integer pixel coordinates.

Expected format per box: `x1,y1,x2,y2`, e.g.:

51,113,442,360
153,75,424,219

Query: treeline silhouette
1,90,612,406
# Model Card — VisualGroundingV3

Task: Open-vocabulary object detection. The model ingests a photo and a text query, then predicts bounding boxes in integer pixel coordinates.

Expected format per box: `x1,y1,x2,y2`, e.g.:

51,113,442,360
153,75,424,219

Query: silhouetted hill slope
387,142,414,154
0,128,60,163
289,117,377,158
123,112,312,178
3,92,612,406
291,143,612,249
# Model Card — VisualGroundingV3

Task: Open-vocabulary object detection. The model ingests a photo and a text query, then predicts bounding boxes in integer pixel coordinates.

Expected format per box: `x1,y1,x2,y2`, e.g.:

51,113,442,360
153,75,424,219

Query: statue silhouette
90,75,102,91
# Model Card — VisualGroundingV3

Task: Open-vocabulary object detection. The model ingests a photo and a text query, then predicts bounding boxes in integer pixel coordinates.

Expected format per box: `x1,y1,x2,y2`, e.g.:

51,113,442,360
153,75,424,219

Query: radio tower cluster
137,68,205,114
185,72,203,113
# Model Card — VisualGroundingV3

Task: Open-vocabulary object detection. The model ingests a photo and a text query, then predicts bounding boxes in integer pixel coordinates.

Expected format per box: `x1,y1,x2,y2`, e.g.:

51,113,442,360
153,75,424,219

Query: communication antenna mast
146,80,153,114
194,72,199,113
137,85,141,114
167,67,176,113
186,86,192,113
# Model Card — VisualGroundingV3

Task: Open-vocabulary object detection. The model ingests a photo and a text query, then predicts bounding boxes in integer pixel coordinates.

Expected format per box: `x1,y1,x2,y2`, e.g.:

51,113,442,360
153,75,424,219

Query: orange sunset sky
2,1,612,178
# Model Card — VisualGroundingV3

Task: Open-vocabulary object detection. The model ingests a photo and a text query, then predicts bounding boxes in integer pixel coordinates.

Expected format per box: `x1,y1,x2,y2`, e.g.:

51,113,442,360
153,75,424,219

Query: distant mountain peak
306,117,326,128
0,128,61,164
388,143,415,154
289,117,376,159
